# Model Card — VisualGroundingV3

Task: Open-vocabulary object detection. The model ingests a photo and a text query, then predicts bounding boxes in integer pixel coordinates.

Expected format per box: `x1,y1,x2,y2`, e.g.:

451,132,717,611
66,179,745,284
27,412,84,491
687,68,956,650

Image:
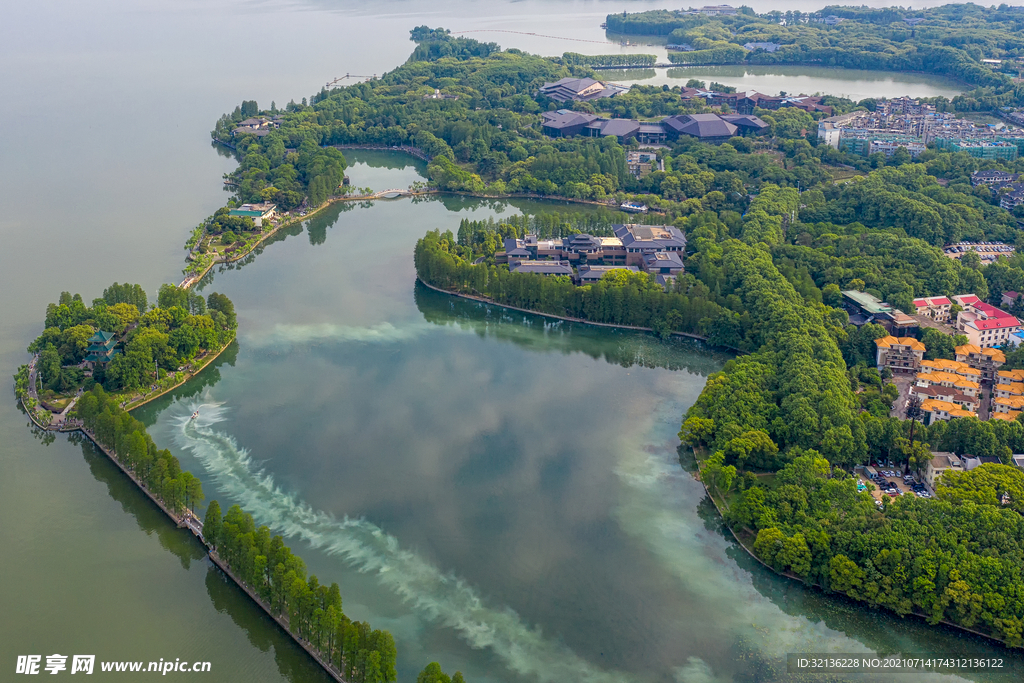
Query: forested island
16,285,468,683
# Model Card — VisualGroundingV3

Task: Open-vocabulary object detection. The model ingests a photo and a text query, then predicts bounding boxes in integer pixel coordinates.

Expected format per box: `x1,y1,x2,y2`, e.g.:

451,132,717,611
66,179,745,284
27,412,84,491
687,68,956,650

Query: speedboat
191,411,199,420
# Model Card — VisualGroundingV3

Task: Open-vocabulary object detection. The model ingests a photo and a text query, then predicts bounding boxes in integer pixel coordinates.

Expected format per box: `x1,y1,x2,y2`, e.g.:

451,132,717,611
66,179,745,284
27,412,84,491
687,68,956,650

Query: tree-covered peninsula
204,8,1024,647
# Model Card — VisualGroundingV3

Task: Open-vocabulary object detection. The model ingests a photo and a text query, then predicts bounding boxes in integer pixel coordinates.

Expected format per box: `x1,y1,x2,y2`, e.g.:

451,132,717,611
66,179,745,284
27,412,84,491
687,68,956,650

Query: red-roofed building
913,296,953,322
1002,291,1021,309
954,295,1022,348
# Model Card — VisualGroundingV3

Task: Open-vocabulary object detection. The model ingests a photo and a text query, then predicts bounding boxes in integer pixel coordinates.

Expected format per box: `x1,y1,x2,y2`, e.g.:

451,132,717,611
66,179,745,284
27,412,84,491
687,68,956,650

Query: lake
0,0,1017,681
607,65,966,102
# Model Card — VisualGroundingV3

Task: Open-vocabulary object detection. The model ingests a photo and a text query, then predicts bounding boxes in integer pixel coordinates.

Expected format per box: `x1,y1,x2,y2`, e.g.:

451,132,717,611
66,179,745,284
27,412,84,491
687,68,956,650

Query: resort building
909,383,980,413
613,224,687,266
576,265,638,285
971,170,1020,187
228,202,276,227
916,359,981,396
913,296,953,322
540,111,766,145
841,290,917,334
626,151,661,177
662,114,738,143
954,343,1005,381
641,251,685,288
537,78,627,103
84,330,119,367
509,260,573,276
924,452,964,488
680,88,832,115
874,335,925,373
693,5,738,16
540,110,602,137
501,225,684,269
953,294,1022,348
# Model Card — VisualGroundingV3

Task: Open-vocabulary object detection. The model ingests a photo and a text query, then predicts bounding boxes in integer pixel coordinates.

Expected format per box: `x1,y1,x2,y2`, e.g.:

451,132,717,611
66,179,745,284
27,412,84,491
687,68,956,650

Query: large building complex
499,224,686,286
874,335,925,373
818,97,1024,160
537,78,628,103
540,110,767,144
679,88,833,115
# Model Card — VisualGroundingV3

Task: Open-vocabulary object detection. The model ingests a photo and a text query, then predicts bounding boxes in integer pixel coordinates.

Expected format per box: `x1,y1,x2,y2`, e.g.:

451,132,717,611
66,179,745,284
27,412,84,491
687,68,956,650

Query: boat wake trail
173,403,634,683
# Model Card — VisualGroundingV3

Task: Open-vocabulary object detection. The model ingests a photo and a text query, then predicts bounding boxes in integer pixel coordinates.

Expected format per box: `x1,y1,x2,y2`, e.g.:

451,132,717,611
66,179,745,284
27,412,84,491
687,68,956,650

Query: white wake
173,402,634,683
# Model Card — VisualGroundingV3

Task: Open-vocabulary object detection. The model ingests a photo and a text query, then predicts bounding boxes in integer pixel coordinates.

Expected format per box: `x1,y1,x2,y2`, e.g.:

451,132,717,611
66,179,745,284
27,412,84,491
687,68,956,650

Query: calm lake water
0,0,1018,681
610,65,966,102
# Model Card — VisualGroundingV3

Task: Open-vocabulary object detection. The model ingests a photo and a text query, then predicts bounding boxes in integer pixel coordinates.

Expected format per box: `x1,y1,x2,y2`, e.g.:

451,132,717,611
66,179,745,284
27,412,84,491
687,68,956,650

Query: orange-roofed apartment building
913,296,953,322
874,335,925,373
920,399,977,424
914,359,981,417
954,343,1005,382
953,294,1022,349
992,367,1024,420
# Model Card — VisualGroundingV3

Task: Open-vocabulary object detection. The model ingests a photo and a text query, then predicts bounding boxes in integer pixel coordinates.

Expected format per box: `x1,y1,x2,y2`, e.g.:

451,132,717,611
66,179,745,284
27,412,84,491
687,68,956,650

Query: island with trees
16,285,468,682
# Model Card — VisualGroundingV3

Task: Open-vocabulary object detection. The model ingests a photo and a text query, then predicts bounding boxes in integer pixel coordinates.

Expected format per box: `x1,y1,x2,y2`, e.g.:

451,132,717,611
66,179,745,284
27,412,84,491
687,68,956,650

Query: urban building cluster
498,224,686,288
846,287,1024,425
540,110,768,144
818,98,1024,160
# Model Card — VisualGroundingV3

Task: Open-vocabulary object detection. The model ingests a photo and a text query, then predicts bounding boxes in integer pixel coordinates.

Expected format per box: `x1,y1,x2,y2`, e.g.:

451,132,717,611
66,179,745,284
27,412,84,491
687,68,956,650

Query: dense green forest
607,5,1024,104
27,285,237,393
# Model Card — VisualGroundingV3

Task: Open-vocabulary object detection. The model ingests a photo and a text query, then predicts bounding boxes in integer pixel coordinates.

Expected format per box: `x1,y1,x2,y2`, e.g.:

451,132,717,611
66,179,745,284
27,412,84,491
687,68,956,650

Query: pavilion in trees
84,330,119,367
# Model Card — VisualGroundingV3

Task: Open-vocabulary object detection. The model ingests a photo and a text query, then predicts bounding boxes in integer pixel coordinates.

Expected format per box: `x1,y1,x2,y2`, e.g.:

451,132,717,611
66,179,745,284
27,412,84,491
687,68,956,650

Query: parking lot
858,466,933,505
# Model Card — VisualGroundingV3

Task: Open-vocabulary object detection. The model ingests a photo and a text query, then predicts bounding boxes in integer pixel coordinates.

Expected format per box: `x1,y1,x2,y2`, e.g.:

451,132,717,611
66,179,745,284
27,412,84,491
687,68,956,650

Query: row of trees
77,385,202,518
561,52,657,67
203,503,400,682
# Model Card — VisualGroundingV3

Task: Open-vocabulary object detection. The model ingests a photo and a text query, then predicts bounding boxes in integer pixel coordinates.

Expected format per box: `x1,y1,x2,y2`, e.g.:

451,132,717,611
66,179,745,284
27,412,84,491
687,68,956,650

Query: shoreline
416,278,744,352
182,186,661,290
690,453,1013,650
422,279,1012,648
71,423,349,683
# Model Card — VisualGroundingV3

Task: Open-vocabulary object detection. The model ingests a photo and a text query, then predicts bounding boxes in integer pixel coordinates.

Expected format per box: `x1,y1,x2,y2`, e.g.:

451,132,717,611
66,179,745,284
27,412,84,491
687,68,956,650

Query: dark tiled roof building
537,78,627,103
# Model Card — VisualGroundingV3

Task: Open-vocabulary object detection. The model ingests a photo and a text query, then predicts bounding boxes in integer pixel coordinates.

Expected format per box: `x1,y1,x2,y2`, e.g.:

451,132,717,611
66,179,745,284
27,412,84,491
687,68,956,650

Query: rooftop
875,335,925,351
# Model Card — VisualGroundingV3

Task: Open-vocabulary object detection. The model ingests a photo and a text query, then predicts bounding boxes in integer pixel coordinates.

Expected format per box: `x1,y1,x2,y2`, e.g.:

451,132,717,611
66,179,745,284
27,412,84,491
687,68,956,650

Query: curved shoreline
691,455,1013,649
416,277,733,347
421,278,1013,649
